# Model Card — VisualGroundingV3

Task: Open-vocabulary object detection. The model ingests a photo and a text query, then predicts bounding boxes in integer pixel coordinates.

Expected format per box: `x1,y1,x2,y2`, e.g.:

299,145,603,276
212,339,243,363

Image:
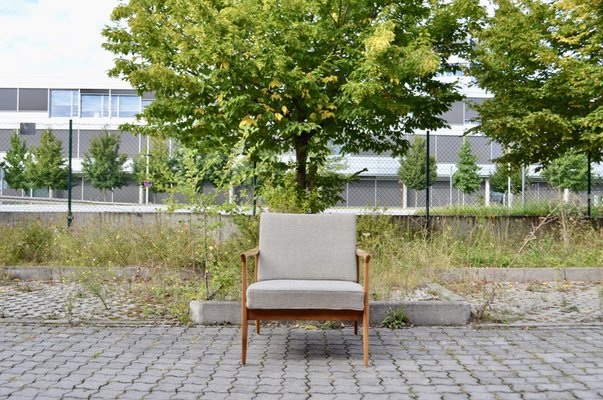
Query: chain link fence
1,121,602,222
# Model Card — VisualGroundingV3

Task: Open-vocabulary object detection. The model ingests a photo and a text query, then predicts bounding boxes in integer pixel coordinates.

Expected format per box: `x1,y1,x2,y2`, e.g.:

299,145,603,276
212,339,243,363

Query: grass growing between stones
1,214,602,323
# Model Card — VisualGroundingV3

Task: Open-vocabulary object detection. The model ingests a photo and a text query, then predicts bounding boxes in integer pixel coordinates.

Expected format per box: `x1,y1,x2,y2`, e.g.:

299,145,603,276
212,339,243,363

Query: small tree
132,138,177,202
25,129,67,197
82,131,129,201
1,131,30,195
489,162,524,196
453,140,482,205
542,150,591,202
398,137,437,207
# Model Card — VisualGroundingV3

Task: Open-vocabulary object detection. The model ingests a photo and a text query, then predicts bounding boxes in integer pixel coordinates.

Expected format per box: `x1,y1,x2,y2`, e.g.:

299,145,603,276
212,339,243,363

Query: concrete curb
441,267,603,282
190,299,472,326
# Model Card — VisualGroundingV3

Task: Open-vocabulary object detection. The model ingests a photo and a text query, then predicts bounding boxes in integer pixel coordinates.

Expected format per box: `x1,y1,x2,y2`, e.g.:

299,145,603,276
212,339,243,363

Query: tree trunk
293,132,312,190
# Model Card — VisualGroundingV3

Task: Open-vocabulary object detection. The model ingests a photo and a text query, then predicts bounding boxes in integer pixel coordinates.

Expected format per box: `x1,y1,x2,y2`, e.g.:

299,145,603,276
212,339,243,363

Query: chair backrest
258,213,357,281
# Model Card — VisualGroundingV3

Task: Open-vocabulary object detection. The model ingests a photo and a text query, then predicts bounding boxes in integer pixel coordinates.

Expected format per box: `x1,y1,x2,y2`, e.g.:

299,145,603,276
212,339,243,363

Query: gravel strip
447,281,603,323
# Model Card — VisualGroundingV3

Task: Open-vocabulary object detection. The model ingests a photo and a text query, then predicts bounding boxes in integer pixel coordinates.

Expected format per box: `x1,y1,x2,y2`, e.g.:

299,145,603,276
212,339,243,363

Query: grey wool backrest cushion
258,213,357,282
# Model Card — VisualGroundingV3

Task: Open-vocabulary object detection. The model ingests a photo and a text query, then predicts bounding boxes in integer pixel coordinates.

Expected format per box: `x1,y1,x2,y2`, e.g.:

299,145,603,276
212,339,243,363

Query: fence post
521,165,526,208
587,151,591,218
67,119,73,228
426,130,430,223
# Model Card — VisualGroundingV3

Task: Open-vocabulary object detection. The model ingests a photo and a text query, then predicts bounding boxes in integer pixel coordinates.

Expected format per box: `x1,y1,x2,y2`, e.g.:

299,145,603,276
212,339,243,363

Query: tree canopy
103,0,483,194
470,0,603,168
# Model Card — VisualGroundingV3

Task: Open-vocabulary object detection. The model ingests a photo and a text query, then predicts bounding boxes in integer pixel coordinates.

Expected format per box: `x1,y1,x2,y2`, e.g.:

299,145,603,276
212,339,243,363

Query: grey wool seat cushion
246,280,365,311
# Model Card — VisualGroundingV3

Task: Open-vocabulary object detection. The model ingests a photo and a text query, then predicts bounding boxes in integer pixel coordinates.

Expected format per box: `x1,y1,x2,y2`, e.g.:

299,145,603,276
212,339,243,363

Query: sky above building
0,0,119,79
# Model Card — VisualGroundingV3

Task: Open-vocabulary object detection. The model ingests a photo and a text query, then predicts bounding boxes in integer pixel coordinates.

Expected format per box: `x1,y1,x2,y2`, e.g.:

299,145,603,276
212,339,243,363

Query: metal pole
587,151,591,218
426,131,430,224
145,136,150,205
521,165,526,208
67,119,73,228
252,158,257,216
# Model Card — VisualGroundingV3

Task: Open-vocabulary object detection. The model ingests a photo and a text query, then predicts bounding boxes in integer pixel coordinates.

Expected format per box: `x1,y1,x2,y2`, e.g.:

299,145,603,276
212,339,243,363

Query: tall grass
426,200,603,217
1,214,602,305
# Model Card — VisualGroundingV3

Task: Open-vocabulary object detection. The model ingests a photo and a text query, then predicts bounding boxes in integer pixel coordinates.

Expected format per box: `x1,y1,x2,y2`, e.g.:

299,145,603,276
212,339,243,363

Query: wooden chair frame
241,247,371,367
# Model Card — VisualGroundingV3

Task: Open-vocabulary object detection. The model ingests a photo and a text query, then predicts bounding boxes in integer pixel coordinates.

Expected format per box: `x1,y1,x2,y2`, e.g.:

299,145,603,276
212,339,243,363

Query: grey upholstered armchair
240,213,371,367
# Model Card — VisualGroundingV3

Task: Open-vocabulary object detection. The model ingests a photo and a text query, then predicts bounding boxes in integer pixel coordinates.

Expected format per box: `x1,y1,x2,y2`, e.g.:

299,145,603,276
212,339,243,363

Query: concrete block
370,301,471,326
1,266,52,281
190,301,241,324
190,300,471,326
563,268,603,281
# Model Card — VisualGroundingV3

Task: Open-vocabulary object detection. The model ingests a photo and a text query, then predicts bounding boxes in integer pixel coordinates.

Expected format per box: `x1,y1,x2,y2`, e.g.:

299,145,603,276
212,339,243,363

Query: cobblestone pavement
1,324,603,399
447,281,603,324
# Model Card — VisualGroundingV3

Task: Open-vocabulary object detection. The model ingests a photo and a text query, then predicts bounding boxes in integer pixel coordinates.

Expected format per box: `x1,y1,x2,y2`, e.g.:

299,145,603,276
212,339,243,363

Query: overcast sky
0,0,119,78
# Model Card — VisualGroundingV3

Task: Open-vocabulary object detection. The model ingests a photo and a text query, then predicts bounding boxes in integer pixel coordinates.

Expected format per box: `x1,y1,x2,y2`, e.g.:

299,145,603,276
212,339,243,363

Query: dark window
464,97,485,124
436,136,463,163
18,89,48,111
441,102,464,125
0,88,18,111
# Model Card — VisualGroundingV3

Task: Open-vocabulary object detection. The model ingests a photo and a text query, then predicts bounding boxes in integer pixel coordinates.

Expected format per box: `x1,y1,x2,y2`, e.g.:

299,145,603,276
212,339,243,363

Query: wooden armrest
356,248,371,259
241,247,259,259
241,248,259,301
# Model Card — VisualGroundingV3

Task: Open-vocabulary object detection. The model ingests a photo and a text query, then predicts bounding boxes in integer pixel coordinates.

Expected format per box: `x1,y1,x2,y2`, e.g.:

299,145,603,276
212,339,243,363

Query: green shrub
0,220,55,265
381,308,408,329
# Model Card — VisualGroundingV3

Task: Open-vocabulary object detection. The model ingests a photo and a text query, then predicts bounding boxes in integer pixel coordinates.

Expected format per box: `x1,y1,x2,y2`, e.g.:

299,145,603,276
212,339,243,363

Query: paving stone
1,325,603,399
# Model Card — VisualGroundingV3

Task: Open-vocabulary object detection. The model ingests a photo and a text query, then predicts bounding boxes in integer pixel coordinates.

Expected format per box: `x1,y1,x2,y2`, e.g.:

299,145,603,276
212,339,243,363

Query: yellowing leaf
239,115,257,128
281,105,289,114
321,75,338,84
269,79,281,88
320,110,335,120
274,113,283,121
220,60,230,69
270,93,282,101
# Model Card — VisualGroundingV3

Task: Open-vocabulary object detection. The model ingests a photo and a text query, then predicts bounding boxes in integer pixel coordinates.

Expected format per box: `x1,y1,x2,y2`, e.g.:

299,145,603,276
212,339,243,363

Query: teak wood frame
240,247,371,367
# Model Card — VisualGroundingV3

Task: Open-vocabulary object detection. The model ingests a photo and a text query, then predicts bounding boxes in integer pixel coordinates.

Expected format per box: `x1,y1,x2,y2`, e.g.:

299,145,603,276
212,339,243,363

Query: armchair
241,213,371,367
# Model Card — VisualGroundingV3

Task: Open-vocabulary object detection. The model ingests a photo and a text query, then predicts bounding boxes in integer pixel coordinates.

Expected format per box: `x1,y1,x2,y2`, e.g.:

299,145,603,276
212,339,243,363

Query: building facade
0,76,600,209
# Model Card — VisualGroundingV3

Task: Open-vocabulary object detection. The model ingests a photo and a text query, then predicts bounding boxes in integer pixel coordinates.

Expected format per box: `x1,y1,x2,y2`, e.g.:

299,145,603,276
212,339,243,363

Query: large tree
82,131,129,201
1,131,30,194
103,0,482,195
25,129,68,197
469,0,603,168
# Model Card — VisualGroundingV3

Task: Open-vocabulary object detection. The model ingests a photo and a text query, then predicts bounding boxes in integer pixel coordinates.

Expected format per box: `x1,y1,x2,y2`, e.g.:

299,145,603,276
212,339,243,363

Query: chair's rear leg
256,320,261,334
363,310,369,367
354,321,358,335
242,313,248,365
